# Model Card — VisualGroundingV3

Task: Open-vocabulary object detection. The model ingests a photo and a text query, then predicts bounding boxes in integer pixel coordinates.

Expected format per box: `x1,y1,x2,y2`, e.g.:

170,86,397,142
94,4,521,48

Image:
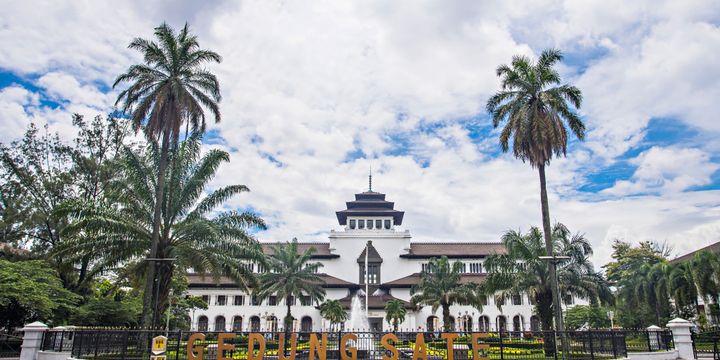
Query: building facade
187,188,585,332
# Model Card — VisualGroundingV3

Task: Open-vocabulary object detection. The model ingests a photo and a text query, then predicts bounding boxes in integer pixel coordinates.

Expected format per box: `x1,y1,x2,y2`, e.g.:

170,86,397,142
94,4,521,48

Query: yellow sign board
152,335,167,354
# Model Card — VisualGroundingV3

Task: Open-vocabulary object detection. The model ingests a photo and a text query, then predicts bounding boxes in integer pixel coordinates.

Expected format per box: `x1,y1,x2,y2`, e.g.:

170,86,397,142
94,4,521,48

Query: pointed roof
357,241,383,263
336,191,404,225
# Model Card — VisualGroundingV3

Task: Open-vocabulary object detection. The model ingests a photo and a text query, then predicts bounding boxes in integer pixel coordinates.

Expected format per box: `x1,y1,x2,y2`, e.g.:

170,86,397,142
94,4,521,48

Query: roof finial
369,166,373,192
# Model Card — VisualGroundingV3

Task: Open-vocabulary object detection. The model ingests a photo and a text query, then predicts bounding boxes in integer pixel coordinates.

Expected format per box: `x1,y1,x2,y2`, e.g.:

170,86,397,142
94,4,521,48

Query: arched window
232,316,243,331
198,316,208,332
478,316,490,332
512,315,523,332
301,316,313,332
496,316,507,333
250,316,261,331
426,316,439,332
530,316,540,332
214,316,226,331
267,316,278,332
448,316,456,331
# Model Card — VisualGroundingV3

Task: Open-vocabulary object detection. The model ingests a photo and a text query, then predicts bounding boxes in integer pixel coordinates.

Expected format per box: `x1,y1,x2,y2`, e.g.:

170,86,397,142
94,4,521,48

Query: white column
667,318,694,360
20,321,48,360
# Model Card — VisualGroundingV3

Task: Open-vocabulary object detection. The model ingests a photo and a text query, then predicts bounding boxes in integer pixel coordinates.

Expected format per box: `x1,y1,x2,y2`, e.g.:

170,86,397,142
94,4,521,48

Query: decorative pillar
667,318,694,360
20,321,48,360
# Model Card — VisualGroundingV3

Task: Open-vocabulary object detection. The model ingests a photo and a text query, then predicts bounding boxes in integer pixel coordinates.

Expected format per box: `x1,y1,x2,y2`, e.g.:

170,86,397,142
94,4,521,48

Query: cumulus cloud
0,0,719,266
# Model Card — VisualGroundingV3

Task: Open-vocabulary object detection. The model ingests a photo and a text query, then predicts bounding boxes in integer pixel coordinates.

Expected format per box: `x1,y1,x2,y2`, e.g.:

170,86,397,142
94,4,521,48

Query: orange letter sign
381,333,399,360
187,333,205,360
441,333,459,360
247,333,266,360
278,333,297,360
471,333,490,360
413,333,428,360
340,333,357,360
217,333,235,360
309,333,328,360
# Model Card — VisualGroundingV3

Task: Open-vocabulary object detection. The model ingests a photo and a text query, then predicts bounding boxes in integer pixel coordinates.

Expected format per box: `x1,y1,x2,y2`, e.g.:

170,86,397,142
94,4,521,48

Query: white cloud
0,0,719,267
603,147,719,195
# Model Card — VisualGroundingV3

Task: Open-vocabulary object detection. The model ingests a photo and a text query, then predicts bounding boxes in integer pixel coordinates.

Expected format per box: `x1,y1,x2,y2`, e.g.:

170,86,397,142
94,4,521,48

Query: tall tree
319,299,347,331
60,134,264,321
486,48,584,332
384,299,407,332
113,22,222,326
257,239,326,333
483,223,611,330
410,256,482,331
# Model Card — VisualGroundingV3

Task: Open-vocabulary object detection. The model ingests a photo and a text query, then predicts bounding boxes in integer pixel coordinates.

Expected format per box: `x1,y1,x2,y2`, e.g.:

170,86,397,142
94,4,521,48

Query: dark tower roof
335,191,405,226
357,241,383,263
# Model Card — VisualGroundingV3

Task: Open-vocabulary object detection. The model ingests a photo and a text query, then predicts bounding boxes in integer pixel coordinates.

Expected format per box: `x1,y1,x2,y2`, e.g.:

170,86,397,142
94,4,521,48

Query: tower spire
368,166,372,192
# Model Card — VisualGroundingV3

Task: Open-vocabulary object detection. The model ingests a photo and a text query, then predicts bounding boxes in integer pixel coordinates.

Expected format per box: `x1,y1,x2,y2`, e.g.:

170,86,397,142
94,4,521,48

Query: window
512,294,522,305
268,296,277,306
287,296,295,306
375,220,382,229
232,316,243,331
460,263,467,273
201,295,210,304
367,219,374,229
216,295,227,306
361,263,380,284
301,316,313,332
300,296,312,306
198,316,208,331
349,219,356,229
513,315,522,332
384,220,391,229
421,263,429,272
250,316,260,332
240,263,254,272
234,296,244,306
214,316,226,331
305,264,318,273
479,316,490,332
358,220,365,229
469,263,483,273
251,296,261,306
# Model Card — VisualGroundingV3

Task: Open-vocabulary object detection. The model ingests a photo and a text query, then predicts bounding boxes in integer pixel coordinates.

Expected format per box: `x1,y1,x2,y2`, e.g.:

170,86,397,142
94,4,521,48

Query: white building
187,187,584,332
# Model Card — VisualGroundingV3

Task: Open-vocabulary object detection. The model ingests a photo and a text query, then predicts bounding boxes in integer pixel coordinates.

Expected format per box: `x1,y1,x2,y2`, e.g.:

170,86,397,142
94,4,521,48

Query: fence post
175,330,182,360
499,331,504,360
667,318,694,360
588,330,594,360
648,325,662,351
20,322,48,360
611,331,617,359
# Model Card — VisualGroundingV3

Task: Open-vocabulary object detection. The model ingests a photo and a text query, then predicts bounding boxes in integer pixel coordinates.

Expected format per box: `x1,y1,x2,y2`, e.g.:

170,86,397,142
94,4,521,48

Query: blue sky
1,0,719,265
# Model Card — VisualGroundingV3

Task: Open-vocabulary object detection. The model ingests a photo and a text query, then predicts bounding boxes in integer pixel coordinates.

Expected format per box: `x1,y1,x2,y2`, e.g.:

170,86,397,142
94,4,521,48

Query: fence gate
693,330,720,359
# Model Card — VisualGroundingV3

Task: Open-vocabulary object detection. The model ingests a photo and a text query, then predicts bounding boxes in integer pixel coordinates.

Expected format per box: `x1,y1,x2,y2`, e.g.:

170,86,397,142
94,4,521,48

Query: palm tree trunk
538,165,564,331
442,303,452,331
285,296,293,331
141,127,171,328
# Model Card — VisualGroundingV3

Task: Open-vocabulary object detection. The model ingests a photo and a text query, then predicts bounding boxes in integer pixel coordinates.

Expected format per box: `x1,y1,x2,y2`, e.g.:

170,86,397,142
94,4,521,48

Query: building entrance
369,317,383,331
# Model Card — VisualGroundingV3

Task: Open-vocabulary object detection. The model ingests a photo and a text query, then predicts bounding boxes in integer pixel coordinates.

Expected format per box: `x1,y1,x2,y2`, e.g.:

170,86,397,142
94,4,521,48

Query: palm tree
669,262,699,318
410,256,482,331
486,48,584,332
385,299,407,332
257,239,326,332
113,22,222,326
692,251,720,305
483,223,610,330
60,134,264,321
319,299,348,331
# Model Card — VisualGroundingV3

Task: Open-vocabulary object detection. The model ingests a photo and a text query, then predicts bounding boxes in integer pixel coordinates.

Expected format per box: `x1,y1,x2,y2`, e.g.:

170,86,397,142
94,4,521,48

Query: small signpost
151,335,167,360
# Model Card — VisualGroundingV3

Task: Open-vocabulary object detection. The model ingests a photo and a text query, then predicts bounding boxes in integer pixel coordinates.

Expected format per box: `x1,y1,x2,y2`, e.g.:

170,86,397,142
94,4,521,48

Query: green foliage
0,115,128,295
60,134,265,322
484,223,611,330
384,299,407,332
486,48,584,169
564,305,611,330
410,256,483,331
257,238,326,330
0,259,79,331
70,280,142,327
604,240,668,283
319,299,347,330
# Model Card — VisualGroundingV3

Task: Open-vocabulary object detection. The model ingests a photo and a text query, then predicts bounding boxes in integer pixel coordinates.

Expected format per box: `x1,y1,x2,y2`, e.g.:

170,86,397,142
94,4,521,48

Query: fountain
346,293,376,358
348,294,369,330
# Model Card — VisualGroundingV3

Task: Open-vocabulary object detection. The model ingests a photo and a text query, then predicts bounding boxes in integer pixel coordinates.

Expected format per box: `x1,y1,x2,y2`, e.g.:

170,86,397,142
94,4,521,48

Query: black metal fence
693,330,720,359
37,329,671,360
0,332,23,359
